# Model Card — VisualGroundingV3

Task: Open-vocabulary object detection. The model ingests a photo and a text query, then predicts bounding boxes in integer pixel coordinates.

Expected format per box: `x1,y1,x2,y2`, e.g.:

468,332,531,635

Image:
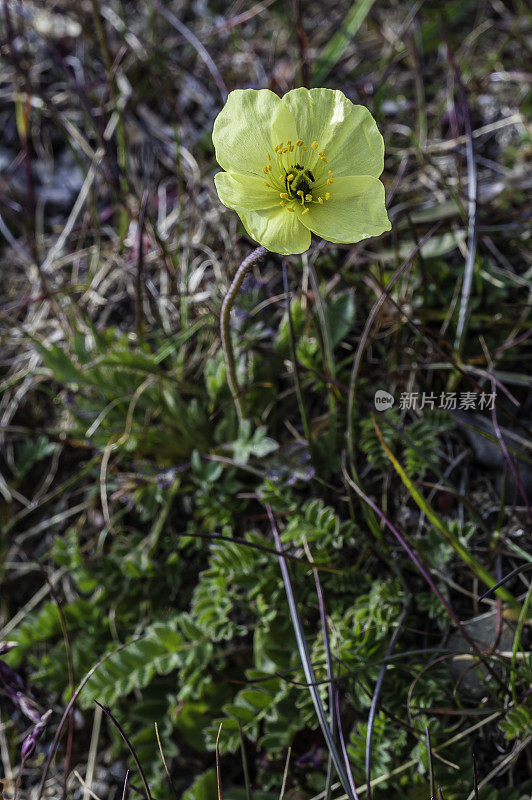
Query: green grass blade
373,417,520,612
313,0,376,84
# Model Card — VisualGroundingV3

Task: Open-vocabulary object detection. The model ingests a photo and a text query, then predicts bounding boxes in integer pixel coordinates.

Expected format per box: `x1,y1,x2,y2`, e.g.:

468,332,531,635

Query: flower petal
214,171,279,212
298,175,391,244
281,88,385,178
212,89,297,178
237,206,311,255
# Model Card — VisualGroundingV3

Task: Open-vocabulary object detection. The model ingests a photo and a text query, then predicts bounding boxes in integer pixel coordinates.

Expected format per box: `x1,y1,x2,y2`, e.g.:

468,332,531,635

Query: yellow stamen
263,166,269,174
286,207,295,213
280,192,288,199
296,139,304,147
327,177,333,185
305,193,312,202
325,192,330,200
311,141,318,150
301,146,307,152
280,200,285,207
317,197,323,204
287,173,294,181
302,207,310,214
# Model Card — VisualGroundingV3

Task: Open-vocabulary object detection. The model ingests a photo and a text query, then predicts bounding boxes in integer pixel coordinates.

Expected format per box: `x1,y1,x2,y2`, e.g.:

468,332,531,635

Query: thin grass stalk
426,727,435,799
266,504,358,800
340,453,509,690
38,570,75,800
220,246,267,420
372,417,520,611
510,579,532,705
479,563,532,600
155,721,179,799
334,691,360,800
304,539,338,800
156,3,228,102
346,221,442,469
279,747,292,800
365,602,409,800
464,734,531,800
121,770,130,800
135,190,149,346
308,261,337,464
83,705,103,800
445,40,478,353
177,528,332,568
472,753,478,800
216,723,223,800
36,639,142,800
282,262,313,455
89,0,129,237
95,701,153,800
293,0,311,88
237,719,252,800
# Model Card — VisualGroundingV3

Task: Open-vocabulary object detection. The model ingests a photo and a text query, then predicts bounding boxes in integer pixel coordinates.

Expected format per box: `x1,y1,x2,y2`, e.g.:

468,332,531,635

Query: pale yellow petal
212,89,297,178
237,206,311,255
214,171,279,212
282,88,385,178
298,175,390,244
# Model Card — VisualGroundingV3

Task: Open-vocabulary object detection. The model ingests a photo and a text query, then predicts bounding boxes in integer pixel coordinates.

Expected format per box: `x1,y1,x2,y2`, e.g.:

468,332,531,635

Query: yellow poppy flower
212,87,391,256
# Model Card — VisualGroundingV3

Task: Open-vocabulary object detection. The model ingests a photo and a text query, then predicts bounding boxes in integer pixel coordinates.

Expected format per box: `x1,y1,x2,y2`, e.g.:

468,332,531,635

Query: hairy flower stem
220,246,267,420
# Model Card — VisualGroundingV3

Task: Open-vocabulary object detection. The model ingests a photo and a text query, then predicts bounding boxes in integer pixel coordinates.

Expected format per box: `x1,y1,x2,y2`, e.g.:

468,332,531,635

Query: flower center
262,139,333,215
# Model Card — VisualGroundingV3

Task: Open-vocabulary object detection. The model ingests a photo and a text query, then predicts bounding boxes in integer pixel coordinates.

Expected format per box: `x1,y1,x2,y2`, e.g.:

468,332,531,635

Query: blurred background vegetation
0,1,531,799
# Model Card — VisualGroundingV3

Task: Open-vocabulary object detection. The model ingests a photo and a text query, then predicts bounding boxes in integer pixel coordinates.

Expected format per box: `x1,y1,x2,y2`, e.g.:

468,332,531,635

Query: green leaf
13,436,58,479
35,342,85,383
231,420,278,465
326,290,355,347
183,769,217,800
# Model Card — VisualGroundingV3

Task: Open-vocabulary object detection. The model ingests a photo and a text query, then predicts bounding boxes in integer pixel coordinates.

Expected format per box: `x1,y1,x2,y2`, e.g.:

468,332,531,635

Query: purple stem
365,602,408,800
36,638,143,800
334,691,359,800
311,555,338,800
95,701,153,800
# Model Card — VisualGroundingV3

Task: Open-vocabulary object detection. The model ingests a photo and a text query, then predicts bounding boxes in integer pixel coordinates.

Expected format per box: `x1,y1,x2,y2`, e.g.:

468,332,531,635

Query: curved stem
220,245,267,420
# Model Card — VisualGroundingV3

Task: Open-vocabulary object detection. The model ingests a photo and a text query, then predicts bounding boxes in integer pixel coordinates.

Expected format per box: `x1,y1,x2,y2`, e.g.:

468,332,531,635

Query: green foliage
12,435,58,479
80,614,213,709
34,326,214,462
230,420,278,465
183,769,218,800
348,711,408,787
2,2,530,799
359,408,452,478
500,702,532,741
281,497,358,553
